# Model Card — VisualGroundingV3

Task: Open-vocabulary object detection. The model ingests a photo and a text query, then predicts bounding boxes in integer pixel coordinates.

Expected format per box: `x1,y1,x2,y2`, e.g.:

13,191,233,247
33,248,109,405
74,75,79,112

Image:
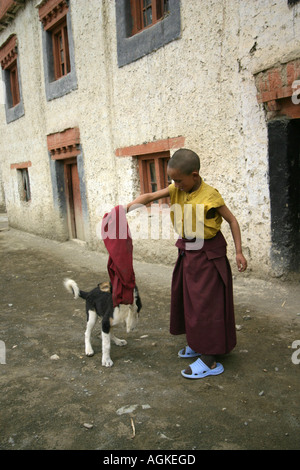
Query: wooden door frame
64,157,77,239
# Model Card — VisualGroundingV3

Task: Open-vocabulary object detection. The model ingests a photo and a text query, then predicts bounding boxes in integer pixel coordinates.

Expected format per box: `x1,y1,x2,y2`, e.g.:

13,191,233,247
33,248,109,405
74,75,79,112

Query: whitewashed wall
0,0,299,276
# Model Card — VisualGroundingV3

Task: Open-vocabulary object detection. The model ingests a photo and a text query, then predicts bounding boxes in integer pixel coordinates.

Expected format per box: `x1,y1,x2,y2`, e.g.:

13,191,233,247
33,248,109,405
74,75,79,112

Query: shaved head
168,149,200,174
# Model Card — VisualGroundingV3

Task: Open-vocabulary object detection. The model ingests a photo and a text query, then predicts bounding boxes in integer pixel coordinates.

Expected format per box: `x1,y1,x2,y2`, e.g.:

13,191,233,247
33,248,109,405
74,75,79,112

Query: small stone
243,315,251,320
259,390,264,396
116,404,138,415
50,354,59,360
235,324,243,330
83,423,93,429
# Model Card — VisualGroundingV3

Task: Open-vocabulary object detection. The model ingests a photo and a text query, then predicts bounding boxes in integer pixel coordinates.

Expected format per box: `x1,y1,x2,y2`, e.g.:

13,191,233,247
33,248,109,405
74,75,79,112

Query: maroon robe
101,205,135,307
170,231,236,355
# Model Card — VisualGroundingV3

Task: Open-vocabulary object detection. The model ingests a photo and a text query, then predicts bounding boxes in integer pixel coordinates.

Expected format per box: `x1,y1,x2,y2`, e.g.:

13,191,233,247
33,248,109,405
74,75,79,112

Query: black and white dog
64,278,142,367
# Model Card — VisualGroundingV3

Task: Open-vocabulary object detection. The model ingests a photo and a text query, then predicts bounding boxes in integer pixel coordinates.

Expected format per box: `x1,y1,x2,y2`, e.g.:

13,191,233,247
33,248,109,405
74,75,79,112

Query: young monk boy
126,148,247,379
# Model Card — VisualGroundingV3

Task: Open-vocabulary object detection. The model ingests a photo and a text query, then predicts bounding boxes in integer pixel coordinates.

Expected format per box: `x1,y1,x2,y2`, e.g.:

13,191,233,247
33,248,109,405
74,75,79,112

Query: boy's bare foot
182,355,216,375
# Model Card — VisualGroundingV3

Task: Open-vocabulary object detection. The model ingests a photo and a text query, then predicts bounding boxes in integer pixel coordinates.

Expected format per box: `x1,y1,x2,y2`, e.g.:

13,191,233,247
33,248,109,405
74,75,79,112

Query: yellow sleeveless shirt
168,179,225,239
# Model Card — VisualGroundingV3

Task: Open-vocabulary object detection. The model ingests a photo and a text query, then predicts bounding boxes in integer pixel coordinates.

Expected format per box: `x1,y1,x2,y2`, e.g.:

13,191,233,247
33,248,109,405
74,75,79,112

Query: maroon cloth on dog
101,205,135,307
170,231,236,355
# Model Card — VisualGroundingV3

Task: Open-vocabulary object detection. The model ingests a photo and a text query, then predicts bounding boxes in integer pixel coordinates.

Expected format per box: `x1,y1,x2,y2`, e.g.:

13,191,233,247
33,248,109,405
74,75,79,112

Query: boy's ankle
200,355,216,369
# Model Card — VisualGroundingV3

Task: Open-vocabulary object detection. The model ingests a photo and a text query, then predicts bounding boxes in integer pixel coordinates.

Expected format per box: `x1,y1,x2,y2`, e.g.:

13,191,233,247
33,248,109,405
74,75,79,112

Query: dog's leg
110,333,127,347
101,331,113,367
85,310,97,357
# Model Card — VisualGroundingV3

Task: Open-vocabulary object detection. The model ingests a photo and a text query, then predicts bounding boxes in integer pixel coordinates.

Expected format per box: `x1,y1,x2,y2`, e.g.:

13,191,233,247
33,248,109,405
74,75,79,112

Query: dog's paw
102,357,113,367
85,348,94,357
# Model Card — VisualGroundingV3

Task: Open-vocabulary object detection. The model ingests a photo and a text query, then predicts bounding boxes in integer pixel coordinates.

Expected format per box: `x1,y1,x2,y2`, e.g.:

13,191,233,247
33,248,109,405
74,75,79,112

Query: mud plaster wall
0,1,63,238
0,0,299,276
109,0,300,273
0,166,5,211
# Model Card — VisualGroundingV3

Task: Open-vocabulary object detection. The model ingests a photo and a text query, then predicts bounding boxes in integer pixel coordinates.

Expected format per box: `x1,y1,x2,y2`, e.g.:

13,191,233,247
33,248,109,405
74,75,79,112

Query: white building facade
0,0,299,276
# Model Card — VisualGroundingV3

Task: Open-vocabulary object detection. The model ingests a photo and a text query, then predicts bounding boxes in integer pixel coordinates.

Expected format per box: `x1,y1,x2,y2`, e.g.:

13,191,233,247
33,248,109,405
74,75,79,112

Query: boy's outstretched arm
126,187,170,212
216,205,248,272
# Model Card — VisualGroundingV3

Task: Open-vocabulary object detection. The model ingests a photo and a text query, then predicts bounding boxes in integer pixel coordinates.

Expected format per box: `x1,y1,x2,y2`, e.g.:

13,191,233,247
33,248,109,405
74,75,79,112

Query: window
8,60,20,106
51,19,70,80
115,136,185,205
130,0,169,36
0,34,24,122
10,162,32,202
17,168,31,202
138,152,171,205
39,0,77,101
115,0,181,67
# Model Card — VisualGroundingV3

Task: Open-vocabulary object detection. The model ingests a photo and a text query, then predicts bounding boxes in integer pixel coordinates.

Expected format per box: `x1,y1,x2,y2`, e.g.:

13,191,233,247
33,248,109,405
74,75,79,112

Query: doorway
64,158,85,241
268,118,300,273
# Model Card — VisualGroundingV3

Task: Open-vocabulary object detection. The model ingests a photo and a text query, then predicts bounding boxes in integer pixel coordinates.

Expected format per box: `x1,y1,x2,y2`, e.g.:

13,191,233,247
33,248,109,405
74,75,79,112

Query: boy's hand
236,253,247,272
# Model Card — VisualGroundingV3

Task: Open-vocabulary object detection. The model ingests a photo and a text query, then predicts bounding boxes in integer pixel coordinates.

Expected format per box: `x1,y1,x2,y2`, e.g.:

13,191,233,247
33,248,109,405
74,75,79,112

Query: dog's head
98,281,111,293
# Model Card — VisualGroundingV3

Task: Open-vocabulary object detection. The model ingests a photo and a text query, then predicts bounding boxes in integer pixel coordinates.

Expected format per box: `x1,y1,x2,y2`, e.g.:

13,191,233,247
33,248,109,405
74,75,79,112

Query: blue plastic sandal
181,357,224,379
178,345,201,358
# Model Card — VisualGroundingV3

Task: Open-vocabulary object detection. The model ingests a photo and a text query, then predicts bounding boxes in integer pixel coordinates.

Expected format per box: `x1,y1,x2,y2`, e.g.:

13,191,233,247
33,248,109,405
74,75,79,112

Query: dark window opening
17,168,31,202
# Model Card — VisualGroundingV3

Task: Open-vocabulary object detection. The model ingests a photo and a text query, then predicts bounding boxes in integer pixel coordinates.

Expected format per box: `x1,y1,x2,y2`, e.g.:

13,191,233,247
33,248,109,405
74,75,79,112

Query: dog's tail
64,278,80,299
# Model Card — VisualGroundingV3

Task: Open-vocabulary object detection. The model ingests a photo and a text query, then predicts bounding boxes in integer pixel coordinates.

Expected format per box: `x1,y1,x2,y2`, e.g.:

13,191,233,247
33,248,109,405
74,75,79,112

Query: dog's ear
136,296,142,313
134,286,142,313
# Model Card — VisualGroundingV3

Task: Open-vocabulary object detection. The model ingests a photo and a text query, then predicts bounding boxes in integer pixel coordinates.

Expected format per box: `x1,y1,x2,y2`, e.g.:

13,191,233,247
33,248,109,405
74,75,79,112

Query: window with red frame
130,0,169,36
138,152,171,205
51,19,70,80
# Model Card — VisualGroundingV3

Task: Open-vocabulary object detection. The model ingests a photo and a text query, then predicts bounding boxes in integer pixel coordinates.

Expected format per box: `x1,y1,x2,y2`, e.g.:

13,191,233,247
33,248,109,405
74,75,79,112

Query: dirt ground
0,214,299,451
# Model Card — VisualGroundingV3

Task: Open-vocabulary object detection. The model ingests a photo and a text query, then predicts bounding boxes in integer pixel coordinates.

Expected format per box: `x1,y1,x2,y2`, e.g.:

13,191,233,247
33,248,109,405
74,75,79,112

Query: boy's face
167,167,200,193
